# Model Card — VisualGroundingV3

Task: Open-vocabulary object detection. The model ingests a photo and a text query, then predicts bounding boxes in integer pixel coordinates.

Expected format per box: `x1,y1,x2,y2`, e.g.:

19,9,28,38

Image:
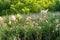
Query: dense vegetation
0,0,60,15
0,0,60,40
0,12,60,40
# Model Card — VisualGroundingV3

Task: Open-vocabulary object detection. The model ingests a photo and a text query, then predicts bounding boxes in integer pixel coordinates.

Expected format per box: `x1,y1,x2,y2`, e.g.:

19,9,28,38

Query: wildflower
32,21,38,26
40,9,48,15
39,17,43,20
39,17,44,21
26,16,32,22
16,14,22,20
40,9,48,18
9,15,16,25
9,15,16,21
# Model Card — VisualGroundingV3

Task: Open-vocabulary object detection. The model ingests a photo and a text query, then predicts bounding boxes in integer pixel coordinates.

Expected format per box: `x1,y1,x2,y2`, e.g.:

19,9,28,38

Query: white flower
9,15,16,24
40,9,48,16
9,15,16,21
39,17,43,21
40,9,48,14
26,16,32,22
39,17,43,20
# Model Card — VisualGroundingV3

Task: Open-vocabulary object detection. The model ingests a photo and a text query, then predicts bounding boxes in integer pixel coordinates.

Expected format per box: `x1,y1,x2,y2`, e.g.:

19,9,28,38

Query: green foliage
0,0,60,15
0,13,60,40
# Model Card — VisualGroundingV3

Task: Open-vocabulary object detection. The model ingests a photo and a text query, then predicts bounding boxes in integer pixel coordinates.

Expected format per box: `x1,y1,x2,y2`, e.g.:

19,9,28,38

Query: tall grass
0,12,60,40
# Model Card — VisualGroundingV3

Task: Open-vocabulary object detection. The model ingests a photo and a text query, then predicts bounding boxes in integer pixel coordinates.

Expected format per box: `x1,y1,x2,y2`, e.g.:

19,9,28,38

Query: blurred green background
0,0,60,15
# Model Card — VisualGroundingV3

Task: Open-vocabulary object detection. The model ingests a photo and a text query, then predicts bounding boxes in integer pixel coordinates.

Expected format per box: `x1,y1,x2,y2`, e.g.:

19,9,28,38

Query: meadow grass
0,12,60,40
